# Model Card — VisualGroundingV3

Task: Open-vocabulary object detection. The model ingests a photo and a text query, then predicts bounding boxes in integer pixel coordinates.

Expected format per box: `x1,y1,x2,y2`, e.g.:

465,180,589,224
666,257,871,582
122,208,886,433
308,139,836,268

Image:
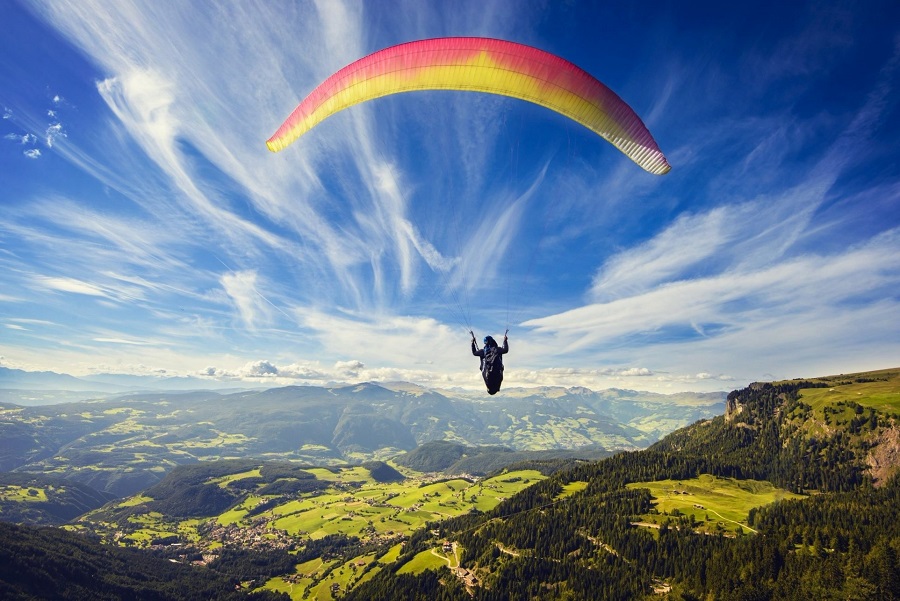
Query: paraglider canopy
267,37,670,175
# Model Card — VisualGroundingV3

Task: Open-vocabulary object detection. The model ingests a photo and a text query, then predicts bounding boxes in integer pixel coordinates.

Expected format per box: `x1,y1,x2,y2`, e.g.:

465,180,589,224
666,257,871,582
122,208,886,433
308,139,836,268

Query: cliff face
724,381,777,425
724,394,744,423
867,424,900,485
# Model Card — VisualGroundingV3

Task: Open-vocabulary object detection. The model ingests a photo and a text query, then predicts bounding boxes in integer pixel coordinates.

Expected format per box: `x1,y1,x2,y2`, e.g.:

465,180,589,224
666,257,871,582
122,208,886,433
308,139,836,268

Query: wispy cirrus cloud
35,275,107,297
2,90,69,159
526,226,900,381
25,0,523,314
15,0,541,320
220,270,274,329
92,336,156,346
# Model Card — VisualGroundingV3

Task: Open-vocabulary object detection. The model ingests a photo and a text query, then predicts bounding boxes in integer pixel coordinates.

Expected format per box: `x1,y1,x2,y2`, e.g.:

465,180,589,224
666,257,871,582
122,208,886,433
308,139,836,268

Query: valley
1,368,899,599
65,460,547,599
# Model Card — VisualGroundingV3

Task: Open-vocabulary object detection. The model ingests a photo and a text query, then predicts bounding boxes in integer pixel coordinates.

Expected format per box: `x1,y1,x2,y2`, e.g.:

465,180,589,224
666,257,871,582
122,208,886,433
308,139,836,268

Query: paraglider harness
472,330,508,395
480,338,503,374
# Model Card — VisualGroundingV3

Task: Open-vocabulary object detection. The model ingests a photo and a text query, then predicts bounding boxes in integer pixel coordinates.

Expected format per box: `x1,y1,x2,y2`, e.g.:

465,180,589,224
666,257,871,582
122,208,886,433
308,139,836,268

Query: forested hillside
394,440,613,474
0,522,289,600
343,369,900,600
0,472,114,525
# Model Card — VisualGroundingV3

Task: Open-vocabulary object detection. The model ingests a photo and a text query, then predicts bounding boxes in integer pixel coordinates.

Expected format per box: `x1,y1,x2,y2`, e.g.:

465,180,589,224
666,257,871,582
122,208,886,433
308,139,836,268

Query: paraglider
471,331,509,395
266,37,670,175
267,38,670,394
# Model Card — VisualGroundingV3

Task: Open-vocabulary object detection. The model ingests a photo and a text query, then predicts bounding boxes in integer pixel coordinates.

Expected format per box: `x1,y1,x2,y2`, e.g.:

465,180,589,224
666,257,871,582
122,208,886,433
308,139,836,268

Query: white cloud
95,70,291,260
501,366,730,392
334,360,365,377
524,224,900,386
242,360,279,377
526,57,900,385
200,360,340,383
448,164,546,294
220,270,277,329
10,318,58,326
5,132,37,145
45,122,65,147
619,367,653,377
278,362,329,380
15,0,538,318
17,197,179,269
35,276,106,296
293,306,469,371
92,337,153,345
24,149,41,159
592,207,732,301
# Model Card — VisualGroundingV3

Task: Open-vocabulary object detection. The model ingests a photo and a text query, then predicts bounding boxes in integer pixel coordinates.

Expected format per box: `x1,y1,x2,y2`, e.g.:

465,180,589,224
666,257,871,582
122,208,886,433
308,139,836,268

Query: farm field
74,462,545,600
257,470,541,599
626,474,805,535
264,543,408,600
266,469,545,540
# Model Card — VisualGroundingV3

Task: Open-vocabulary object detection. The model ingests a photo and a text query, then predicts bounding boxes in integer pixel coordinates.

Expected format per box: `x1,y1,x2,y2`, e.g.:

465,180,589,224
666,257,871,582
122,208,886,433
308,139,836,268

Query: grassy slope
796,367,900,413
626,474,805,534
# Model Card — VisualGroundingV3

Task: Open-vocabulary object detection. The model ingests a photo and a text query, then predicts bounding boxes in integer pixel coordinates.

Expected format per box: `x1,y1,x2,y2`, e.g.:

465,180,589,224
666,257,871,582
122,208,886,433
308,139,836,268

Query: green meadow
217,493,268,526
627,474,805,535
0,485,48,502
119,494,152,507
79,462,545,599
557,480,588,500
256,468,544,599
262,543,415,598
268,470,546,543
797,368,900,414
210,468,262,487
122,511,179,544
773,368,900,440
396,548,451,574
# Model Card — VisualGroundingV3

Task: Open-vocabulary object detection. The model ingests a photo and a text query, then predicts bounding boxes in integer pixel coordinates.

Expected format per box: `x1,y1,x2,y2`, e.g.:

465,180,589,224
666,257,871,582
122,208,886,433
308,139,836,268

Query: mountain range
0,372,723,498
0,366,265,397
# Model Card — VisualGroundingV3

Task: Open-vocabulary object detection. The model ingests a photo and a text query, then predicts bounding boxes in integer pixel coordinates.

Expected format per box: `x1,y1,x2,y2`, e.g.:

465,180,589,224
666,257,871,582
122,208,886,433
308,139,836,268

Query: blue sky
1,0,898,393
